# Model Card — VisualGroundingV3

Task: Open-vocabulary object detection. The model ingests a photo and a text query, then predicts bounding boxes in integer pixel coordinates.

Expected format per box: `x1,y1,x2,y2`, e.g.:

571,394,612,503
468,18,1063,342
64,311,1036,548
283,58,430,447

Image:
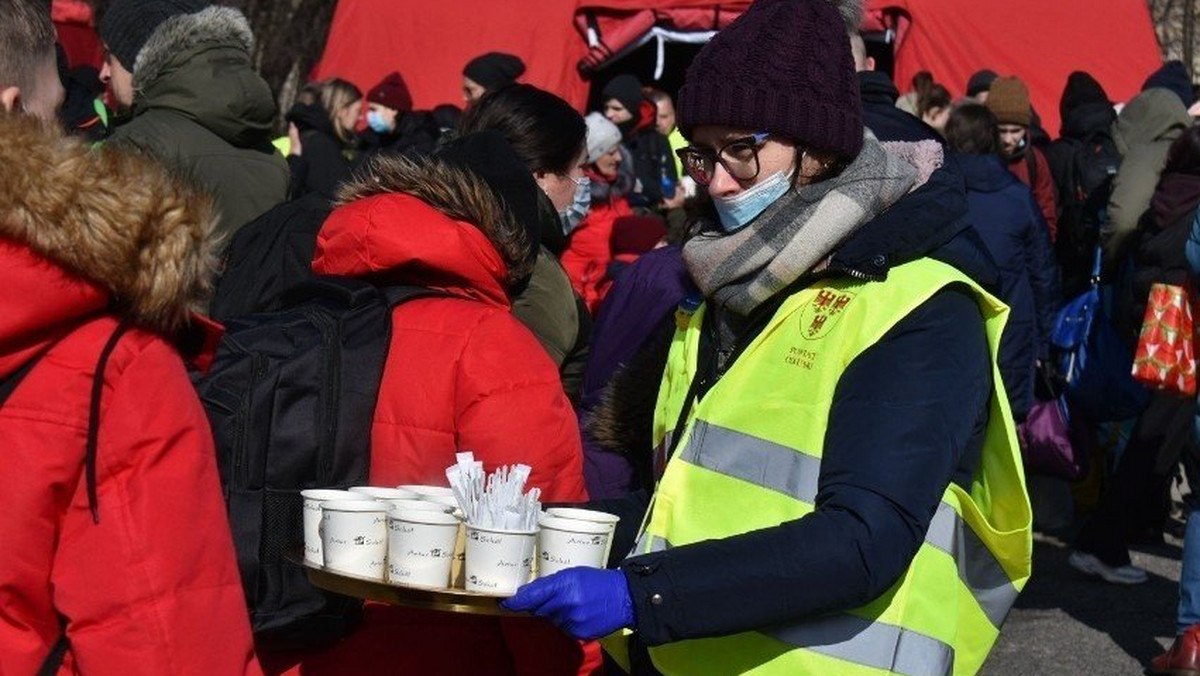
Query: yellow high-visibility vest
627,257,1032,676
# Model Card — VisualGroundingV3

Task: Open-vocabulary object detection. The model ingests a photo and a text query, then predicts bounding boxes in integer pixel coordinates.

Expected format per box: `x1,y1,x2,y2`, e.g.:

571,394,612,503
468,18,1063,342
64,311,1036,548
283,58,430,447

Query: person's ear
0,86,20,113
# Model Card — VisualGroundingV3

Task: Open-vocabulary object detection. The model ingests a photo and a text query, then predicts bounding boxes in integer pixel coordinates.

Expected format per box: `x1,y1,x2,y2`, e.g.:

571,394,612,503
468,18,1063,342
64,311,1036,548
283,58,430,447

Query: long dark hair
945,104,999,155
458,83,586,175
1163,125,1200,177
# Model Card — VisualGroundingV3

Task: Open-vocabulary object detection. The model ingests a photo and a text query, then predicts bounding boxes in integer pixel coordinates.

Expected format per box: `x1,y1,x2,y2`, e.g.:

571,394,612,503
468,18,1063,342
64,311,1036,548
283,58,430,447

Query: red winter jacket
0,116,260,675
262,156,596,675
1007,145,1059,242
561,176,633,314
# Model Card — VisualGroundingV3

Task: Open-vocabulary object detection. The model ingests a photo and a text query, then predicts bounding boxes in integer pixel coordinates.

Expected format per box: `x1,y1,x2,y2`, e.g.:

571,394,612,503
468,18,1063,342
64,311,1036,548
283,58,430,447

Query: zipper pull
716,347,733,374
675,293,703,330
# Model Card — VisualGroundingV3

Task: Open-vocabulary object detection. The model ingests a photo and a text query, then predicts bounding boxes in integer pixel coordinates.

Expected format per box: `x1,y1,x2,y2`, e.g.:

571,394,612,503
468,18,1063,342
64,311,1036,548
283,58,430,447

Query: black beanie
1059,71,1110,119
602,74,645,125
1143,60,1196,107
99,0,207,71
436,130,541,275
966,69,998,97
463,52,527,92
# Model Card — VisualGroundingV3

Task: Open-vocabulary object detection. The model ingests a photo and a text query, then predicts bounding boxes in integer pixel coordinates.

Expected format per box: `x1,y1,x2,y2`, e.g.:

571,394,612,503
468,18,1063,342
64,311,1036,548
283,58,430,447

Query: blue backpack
1050,247,1148,421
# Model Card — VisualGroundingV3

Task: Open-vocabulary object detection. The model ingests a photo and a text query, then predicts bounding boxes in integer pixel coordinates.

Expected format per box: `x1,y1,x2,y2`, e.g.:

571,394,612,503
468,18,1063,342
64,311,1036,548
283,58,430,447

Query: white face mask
712,169,793,233
559,176,592,236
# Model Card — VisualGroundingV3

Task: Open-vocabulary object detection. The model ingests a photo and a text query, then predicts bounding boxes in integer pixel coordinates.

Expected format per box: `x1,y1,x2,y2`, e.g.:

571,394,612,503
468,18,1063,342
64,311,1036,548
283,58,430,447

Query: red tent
867,0,1163,135
315,0,1164,135
53,0,104,71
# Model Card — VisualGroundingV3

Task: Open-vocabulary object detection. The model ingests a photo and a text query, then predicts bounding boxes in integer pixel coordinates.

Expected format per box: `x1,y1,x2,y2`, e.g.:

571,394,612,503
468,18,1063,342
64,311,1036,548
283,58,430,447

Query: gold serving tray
296,555,527,617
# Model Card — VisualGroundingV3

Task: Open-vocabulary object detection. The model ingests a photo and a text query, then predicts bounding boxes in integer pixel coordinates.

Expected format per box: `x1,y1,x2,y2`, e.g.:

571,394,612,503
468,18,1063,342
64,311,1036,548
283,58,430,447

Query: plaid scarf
683,134,918,315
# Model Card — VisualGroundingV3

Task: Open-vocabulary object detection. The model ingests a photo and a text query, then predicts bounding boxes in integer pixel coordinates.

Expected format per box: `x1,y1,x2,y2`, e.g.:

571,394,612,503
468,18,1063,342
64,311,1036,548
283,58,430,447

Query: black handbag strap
36,632,68,676
86,320,132,524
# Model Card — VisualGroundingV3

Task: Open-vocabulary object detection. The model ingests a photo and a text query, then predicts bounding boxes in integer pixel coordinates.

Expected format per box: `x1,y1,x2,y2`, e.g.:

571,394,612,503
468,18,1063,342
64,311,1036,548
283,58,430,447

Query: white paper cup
423,494,462,511
398,485,456,500
545,507,620,563
537,515,612,578
380,498,454,515
349,486,421,501
321,500,389,579
464,525,537,595
387,508,460,589
300,489,373,566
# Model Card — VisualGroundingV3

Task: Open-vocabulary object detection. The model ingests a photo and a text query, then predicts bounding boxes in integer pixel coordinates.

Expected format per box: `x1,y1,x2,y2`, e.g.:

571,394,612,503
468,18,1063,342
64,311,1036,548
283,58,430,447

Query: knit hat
436,130,541,274
1059,71,1110,120
1143,60,1197,107
965,69,998,98
584,112,621,164
462,52,526,92
99,0,206,71
985,76,1032,127
675,0,864,160
602,74,645,122
367,72,413,113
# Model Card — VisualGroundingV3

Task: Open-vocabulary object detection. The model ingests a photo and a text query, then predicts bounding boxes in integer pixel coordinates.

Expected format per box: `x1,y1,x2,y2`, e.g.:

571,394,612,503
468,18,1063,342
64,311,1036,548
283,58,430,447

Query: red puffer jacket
0,116,260,675
561,181,633,315
261,153,597,675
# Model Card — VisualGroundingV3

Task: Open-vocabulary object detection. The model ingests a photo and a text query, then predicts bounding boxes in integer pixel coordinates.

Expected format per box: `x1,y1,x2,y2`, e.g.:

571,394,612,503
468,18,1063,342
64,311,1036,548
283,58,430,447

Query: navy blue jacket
599,166,1004,655
955,153,1060,419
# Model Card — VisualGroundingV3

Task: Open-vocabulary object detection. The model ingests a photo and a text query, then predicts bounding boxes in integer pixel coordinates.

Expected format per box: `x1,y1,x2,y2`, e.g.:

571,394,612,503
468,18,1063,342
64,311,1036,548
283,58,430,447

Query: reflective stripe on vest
632,258,1033,676
635,419,1021,629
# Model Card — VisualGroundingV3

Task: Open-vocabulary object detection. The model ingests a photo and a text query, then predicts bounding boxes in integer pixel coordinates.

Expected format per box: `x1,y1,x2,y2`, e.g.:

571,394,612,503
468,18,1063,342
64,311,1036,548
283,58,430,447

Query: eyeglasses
675,132,770,186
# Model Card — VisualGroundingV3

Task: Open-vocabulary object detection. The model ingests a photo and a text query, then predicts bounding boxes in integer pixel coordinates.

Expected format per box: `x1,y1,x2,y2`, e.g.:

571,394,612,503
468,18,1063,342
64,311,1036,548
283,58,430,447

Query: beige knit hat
986,77,1032,127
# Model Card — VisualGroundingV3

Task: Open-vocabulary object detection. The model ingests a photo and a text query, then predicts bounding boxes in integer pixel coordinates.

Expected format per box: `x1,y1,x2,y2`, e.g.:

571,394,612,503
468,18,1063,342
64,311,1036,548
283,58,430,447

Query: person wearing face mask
285,78,363,200
358,71,441,159
561,113,636,313
501,0,1032,674
459,83,594,406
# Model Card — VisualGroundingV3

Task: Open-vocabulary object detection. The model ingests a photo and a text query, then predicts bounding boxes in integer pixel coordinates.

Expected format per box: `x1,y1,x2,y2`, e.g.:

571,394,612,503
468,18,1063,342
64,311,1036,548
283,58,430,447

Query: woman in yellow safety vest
504,0,1033,674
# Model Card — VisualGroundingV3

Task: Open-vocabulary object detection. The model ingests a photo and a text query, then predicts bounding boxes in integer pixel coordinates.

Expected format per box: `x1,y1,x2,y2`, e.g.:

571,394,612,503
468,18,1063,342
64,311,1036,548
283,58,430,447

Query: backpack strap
36,630,68,676
85,320,133,524
381,285,442,307
0,349,49,408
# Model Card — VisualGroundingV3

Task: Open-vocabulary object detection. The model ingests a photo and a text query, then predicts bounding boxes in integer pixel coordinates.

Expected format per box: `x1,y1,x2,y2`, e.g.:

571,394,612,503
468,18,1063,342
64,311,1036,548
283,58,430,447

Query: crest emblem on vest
799,289,855,340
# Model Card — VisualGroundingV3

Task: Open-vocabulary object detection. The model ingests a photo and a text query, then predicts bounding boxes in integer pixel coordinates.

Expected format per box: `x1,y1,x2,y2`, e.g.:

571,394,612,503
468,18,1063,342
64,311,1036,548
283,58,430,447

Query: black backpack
1055,130,1122,297
192,278,438,650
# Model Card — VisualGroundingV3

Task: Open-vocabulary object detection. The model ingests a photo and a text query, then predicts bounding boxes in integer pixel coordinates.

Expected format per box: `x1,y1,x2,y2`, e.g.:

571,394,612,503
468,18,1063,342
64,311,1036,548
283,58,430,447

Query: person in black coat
946,104,1059,420
601,74,680,210
287,78,362,200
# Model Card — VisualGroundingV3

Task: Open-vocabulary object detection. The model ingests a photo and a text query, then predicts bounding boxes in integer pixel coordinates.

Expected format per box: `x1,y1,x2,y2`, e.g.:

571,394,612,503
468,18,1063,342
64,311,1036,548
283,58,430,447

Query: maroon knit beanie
676,0,863,160
367,72,413,113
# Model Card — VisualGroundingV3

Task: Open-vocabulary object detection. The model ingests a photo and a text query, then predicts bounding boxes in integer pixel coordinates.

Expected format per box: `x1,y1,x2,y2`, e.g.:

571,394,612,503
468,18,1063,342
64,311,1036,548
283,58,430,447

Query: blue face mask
559,176,592,236
367,109,393,134
712,170,793,233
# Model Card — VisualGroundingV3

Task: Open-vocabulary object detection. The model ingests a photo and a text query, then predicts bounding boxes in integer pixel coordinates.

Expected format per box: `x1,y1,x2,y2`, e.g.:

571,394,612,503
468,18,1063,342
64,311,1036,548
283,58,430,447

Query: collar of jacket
131,6,275,148
0,114,217,368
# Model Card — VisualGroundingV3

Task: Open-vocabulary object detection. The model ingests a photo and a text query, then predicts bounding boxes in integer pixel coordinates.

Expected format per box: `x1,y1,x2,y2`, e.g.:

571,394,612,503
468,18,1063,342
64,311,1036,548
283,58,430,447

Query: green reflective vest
629,257,1032,676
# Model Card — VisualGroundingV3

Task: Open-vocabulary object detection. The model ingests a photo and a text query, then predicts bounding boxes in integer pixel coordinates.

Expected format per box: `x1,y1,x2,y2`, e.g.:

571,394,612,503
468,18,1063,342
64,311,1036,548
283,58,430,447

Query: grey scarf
683,134,918,315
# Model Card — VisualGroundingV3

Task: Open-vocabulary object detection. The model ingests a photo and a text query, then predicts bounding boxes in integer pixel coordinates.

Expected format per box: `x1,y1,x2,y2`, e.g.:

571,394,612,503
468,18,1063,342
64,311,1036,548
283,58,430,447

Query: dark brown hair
458,83,586,175
1164,125,1200,177
945,104,999,155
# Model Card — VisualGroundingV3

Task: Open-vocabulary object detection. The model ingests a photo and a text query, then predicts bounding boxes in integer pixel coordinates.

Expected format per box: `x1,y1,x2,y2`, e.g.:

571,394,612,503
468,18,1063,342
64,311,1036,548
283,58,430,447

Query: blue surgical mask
712,170,793,233
366,109,392,134
559,176,592,236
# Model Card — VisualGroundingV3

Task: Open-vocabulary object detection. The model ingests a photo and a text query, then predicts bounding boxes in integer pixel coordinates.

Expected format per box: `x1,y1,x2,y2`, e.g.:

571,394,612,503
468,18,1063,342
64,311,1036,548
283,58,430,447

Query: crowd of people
2,0,1200,673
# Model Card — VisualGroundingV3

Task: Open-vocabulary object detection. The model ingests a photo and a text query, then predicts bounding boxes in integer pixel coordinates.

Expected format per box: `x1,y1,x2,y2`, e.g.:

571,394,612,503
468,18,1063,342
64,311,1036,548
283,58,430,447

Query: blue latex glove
501,567,635,640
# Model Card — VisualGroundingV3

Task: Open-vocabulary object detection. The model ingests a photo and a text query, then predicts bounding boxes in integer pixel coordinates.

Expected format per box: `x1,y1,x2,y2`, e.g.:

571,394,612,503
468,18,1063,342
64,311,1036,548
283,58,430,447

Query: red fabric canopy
316,0,1164,135
868,0,1163,135
313,0,590,110
53,0,103,70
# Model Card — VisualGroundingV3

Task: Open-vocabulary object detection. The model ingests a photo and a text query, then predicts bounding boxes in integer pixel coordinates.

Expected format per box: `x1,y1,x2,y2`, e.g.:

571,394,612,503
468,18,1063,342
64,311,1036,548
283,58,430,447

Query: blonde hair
318,78,363,145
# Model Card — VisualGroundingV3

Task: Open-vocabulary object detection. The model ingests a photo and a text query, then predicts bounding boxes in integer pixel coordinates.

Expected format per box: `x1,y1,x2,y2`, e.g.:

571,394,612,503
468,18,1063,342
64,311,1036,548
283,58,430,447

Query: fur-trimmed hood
0,114,217,335
313,152,533,305
131,6,275,147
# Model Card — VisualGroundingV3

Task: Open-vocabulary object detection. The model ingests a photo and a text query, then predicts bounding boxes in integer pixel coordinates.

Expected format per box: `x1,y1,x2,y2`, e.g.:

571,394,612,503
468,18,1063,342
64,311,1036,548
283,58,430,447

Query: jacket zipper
306,310,341,484
235,351,266,491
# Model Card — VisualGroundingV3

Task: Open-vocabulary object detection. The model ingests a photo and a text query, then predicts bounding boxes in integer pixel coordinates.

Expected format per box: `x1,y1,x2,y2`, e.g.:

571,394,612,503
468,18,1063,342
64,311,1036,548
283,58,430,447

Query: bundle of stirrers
445,452,541,531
